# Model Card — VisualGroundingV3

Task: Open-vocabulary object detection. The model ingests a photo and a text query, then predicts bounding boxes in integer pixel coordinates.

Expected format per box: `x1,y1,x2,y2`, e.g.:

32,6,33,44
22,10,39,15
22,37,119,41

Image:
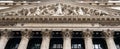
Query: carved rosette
62,29,72,38
103,29,114,38
41,29,52,38
83,29,93,38
0,29,12,38
21,29,32,39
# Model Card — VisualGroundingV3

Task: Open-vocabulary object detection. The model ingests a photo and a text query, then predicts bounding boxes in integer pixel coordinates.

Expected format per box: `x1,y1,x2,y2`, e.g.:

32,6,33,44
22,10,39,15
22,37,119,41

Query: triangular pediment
0,2,119,17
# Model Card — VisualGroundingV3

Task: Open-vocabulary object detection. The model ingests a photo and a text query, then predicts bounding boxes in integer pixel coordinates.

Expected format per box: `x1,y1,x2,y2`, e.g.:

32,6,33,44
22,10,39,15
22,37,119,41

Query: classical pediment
0,2,119,17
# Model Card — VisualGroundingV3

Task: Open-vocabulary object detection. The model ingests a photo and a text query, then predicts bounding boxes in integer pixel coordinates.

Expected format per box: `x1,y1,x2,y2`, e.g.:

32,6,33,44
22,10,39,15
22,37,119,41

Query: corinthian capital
21,29,32,39
41,29,52,37
62,29,72,38
83,29,93,38
0,29,12,38
103,29,114,38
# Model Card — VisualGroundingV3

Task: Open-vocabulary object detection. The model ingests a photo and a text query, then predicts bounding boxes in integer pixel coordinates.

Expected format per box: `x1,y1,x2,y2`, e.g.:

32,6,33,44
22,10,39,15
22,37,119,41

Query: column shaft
18,29,32,49
83,29,93,49
0,29,11,49
40,36,50,49
63,37,71,49
63,29,72,49
0,37,9,49
18,37,29,49
103,30,117,49
106,37,117,49
40,29,51,49
84,37,93,49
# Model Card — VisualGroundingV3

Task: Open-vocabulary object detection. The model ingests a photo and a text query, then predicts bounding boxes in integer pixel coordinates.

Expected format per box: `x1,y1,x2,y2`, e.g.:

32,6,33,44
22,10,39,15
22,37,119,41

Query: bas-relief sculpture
0,3,110,16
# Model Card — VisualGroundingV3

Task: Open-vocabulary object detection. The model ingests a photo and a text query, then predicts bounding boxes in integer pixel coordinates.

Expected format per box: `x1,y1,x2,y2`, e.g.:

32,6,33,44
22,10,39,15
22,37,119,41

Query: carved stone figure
0,3,111,16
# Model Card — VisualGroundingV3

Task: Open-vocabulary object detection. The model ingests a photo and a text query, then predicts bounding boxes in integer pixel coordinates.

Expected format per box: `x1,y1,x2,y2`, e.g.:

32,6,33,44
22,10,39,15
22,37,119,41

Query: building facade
0,0,120,49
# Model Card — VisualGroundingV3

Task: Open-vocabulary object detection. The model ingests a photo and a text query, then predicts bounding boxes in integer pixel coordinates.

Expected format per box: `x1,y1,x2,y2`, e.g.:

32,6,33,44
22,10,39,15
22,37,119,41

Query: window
72,44,82,49
116,44,120,49
52,44,63,49
31,44,40,49
50,31,63,49
94,44,102,49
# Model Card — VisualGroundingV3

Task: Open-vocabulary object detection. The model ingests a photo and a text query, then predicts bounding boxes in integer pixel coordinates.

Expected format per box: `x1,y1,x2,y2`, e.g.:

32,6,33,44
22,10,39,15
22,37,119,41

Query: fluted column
103,29,117,49
62,29,72,49
18,29,32,49
83,29,93,49
40,29,51,49
0,29,11,49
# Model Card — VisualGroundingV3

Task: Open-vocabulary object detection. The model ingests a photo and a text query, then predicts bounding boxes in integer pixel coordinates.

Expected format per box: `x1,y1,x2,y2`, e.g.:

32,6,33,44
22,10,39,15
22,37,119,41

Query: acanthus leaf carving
103,29,114,38
83,29,93,38
41,29,52,37
0,29,12,38
21,29,32,39
62,29,72,38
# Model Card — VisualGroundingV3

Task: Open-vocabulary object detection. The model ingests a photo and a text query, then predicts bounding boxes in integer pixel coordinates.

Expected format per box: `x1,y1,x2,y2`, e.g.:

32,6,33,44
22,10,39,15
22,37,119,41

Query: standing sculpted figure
33,7,41,16
54,3,64,16
46,5,56,16
62,4,68,15
72,7,78,15
77,7,84,15
63,7,71,15
29,8,36,16
18,8,29,16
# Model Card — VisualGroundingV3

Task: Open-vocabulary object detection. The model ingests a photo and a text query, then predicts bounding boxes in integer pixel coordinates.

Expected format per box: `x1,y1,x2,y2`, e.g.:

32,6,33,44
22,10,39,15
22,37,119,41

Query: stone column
18,29,32,49
62,29,72,49
40,29,51,49
103,29,117,49
0,29,11,49
83,29,93,49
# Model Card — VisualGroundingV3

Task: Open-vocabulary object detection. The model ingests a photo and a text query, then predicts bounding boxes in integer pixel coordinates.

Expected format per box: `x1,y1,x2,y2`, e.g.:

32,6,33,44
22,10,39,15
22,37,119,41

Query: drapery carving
0,3,109,16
